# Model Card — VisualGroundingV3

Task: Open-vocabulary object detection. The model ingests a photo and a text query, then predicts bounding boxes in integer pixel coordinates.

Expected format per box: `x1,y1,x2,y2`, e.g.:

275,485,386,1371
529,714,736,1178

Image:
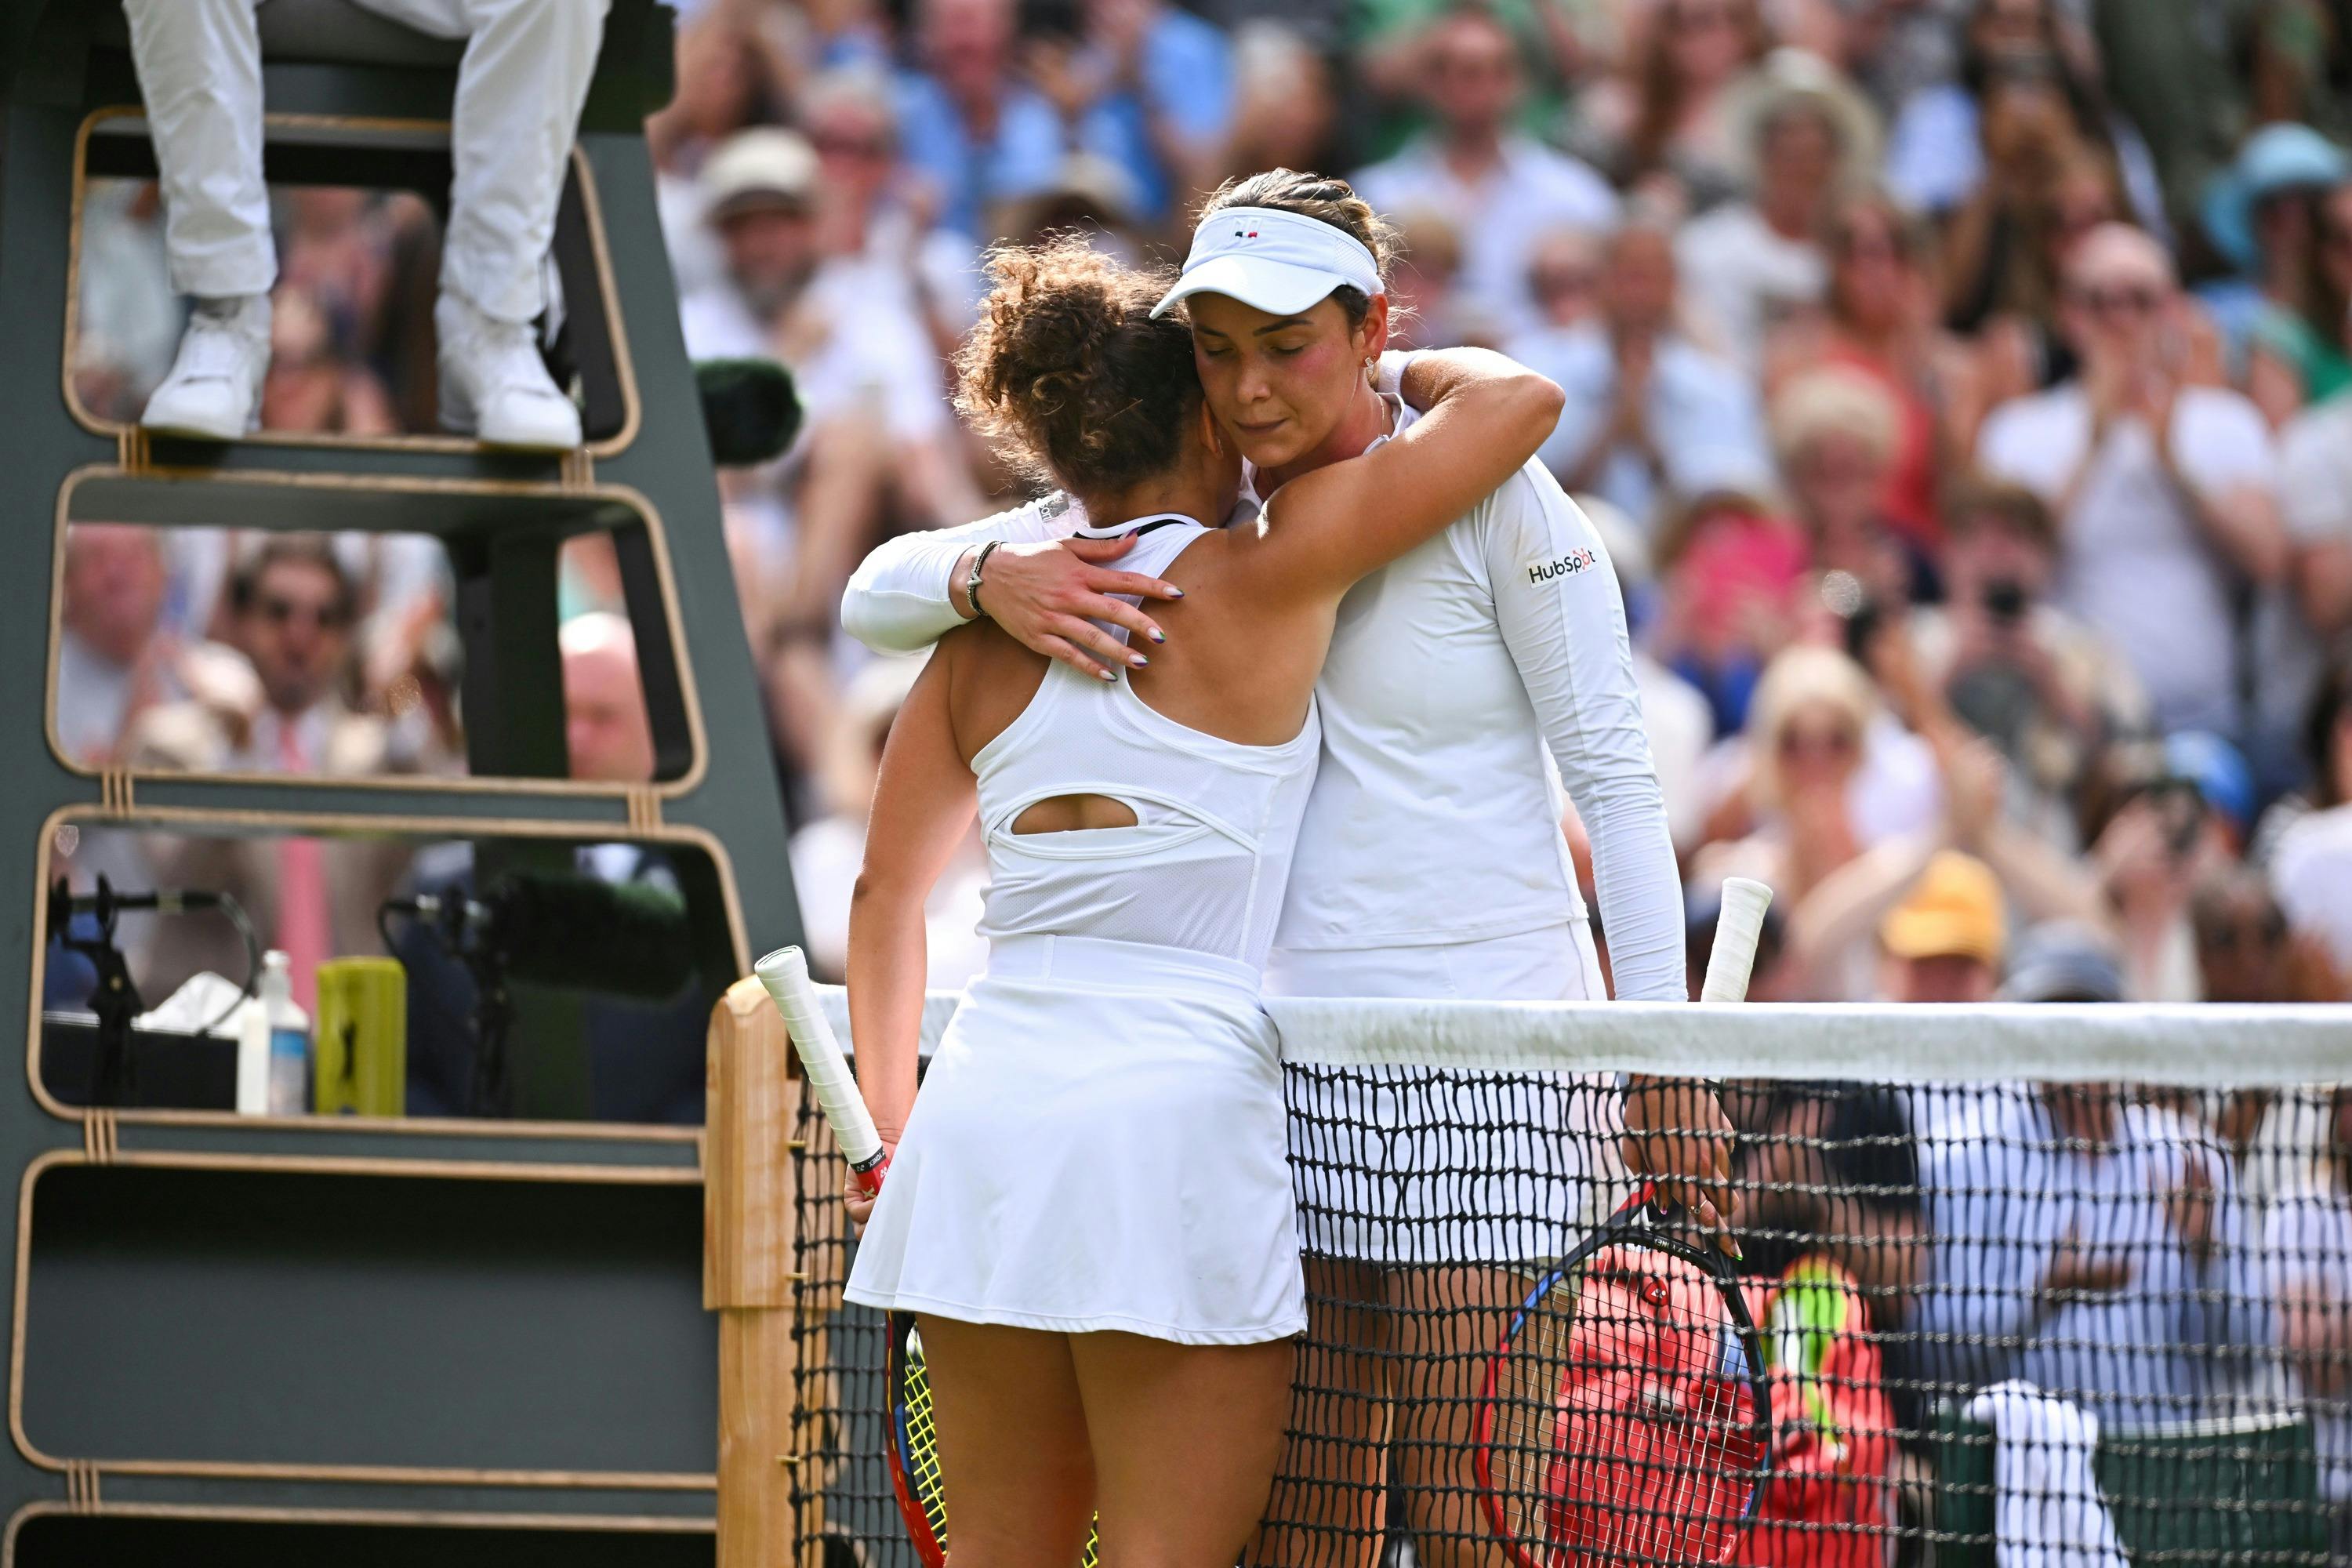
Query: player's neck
1080,473,1221,534
1256,384,1392,494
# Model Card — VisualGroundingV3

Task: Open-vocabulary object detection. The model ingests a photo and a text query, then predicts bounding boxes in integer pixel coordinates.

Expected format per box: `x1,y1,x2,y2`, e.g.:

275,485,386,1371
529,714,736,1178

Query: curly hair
1196,168,1400,324
953,236,1199,495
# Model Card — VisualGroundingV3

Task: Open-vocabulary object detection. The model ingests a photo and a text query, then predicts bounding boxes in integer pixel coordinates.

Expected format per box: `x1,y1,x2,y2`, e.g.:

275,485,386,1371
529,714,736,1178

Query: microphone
695,358,802,466
390,869,696,1001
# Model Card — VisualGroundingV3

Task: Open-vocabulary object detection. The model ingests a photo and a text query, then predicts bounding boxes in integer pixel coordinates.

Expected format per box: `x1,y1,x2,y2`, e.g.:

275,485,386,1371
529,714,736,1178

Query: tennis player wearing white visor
841,169,1733,1567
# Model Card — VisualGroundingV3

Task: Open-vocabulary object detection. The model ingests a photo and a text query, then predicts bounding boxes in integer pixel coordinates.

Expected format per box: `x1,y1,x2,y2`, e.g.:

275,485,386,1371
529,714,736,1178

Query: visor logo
1232,229,1258,239
1526,549,1598,585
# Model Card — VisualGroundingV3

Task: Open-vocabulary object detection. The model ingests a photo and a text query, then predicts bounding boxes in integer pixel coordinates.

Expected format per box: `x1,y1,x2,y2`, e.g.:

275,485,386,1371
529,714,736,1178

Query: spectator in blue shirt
893,0,1065,238
1029,0,1235,224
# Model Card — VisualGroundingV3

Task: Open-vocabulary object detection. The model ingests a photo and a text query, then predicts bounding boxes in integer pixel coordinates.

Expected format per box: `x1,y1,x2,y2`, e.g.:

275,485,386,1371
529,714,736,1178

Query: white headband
1150,205,1385,320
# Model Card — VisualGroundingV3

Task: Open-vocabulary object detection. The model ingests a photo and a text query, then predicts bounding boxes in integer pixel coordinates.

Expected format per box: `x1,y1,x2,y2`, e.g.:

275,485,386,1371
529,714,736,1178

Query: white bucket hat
1151,205,1384,319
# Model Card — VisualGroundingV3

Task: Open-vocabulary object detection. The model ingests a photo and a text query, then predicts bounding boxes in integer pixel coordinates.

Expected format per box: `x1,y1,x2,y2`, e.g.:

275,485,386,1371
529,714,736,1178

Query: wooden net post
706,975,804,1567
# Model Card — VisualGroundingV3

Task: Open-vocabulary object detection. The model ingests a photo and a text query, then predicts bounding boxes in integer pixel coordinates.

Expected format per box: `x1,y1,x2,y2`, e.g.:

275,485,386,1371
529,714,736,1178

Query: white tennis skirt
1268,923,1626,1266
844,934,1306,1345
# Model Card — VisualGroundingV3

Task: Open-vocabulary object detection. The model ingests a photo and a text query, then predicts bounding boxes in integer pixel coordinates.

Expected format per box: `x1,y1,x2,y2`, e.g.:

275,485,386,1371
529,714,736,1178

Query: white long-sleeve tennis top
838,400,1686,1001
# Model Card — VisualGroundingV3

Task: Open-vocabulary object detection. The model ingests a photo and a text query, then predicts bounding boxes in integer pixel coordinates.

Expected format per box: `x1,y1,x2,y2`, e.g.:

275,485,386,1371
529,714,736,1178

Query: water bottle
257,951,311,1117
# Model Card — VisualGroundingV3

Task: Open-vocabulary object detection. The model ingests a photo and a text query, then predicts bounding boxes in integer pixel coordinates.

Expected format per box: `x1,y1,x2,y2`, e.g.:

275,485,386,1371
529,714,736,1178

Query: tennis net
789,995,2350,1567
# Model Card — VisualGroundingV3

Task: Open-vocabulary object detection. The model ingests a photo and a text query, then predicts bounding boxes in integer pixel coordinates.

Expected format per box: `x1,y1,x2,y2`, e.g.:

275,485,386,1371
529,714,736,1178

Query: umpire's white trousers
122,0,609,323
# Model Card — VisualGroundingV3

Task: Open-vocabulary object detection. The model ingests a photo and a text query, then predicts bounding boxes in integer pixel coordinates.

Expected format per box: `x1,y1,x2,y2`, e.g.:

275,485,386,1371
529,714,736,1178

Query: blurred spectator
1201,24,1342,196
2246,169,2352,424
2260,1084,2352,1552
2002,917,2125,1003
1886,0,2162,227
1570,0,1770,208
1524,226,1604,334
1914,1073,2270,1428
1025,0,1235,225
1382,210,1484,350
2087,747,2213,1002
1875,848,2005,1002
1676,49,1878,372
1693,644,1943,913
258,287,397,437
788,654,989,987
1911,478,2147,848
122,0,601,448
2273,655,2352,975
2259,393,2352,795
993,152,1150,261
893,0,1064,238
2089,0,2249,236
125,536,409,1008
56,525,178,769
561,612,657,786
2194,866,2343,1006
1651,494,1810,736
1770,367,1916,607
681,128,977,625
2194,125,2347,395
647,2,797,300
1777,730,2105,999
1353,5,1617,339
1976,224,2284,739
804,67,978,351
73,181,180,422
1515,221,1772,529
1578,495,1718,847
1768,191,1984,552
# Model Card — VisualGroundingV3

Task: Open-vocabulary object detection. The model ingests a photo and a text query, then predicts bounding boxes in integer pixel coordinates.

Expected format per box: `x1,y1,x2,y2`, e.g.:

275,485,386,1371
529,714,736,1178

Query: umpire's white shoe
435,291,582,451
140,293,270,440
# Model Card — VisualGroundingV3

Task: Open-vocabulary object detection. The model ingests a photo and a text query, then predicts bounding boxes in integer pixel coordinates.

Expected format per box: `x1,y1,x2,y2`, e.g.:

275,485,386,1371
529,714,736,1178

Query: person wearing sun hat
2194,123,2350,374
1878,849,2008,1004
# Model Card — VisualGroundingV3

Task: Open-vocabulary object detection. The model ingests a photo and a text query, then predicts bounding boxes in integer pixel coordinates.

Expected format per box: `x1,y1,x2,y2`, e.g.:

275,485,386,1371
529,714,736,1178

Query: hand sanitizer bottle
257,952,310,1116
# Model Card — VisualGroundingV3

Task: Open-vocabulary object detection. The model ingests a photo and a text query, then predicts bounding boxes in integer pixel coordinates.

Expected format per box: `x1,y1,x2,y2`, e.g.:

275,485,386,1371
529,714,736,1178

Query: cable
193,891,262,1035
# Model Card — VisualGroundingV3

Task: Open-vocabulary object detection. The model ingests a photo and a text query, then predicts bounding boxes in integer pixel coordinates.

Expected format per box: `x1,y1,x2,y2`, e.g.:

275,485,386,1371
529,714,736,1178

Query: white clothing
787,816,988,990
1673,205,1828,372
1962,1381,2129,1568
1508,322,1775,529
1977,383,2277,735
1275,922,1621,1263
2272,805,2352,975
677,263,947,447
1352,136,1620,339
837,408,1686,1002
122,0,607,321
2261,1181,2352,1504
54,630,178,769
2260,401,2352,752
844,517,1322,1342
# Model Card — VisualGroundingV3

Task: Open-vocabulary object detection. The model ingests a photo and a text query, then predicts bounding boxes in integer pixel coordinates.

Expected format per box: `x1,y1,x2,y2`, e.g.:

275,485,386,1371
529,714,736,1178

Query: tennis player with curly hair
841,234,1563,1566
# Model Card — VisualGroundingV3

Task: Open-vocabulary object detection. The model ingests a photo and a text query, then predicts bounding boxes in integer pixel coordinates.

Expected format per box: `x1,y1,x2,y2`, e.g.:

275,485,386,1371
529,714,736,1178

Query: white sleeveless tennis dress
844,514,1322,1344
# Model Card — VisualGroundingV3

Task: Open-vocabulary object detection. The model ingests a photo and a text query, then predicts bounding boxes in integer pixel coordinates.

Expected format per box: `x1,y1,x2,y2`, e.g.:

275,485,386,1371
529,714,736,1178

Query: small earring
1363,355,1377,387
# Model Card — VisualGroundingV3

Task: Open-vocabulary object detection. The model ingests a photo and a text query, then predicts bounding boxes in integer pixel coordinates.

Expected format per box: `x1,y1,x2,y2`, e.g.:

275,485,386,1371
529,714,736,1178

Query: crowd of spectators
64,0,2352,1022
42,0,2352,1540
47,0,2349,1008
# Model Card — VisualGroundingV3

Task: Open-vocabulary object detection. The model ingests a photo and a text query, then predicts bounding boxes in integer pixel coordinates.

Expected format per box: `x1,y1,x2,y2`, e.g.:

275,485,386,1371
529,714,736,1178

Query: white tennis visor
1150,205,1384,320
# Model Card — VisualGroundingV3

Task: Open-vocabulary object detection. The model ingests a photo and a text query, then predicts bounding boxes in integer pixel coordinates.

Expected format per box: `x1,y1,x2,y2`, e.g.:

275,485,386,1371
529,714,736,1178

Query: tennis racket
1472,878,1776,1568
753,947,1101,1568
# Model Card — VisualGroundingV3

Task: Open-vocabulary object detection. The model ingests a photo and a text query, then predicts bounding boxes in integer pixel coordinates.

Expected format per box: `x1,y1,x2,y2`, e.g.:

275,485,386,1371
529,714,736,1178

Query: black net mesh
793,1069,2351,1567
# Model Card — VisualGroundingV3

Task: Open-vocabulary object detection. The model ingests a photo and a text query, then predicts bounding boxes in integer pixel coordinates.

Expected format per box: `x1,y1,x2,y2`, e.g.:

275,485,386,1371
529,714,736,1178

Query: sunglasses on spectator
2067,283,2163,316
1777,724,1857,760
2196,909,2287,953
256,594,350,630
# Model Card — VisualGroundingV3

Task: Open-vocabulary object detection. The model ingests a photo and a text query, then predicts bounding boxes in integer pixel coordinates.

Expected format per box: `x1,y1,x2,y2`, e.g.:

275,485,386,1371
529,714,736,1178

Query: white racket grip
1700,877,1773,1004
754,946,888,1193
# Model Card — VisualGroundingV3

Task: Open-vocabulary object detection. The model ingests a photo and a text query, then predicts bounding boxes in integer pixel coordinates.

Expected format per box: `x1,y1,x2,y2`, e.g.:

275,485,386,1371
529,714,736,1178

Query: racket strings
1489,1248,1761,1566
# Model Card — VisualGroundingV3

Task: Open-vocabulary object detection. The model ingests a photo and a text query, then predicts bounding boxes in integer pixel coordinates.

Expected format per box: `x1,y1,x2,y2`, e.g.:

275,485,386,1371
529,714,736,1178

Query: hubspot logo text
1526,549,1599,585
